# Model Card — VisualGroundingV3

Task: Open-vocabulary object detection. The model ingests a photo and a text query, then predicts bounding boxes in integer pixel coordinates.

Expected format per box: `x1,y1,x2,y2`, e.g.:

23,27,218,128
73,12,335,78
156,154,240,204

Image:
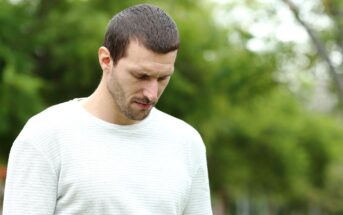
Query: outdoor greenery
1,0,343,214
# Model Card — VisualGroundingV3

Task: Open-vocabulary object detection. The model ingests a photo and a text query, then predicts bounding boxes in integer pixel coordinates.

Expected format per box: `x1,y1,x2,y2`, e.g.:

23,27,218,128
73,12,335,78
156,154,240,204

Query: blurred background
1,0,343,214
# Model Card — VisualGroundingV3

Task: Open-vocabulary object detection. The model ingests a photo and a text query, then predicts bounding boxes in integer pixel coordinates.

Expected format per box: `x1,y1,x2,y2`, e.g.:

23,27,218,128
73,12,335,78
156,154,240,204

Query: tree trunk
282,0,343,106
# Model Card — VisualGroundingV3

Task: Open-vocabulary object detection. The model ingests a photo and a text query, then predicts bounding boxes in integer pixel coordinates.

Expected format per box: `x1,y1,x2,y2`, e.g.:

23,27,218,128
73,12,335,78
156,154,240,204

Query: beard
107,74,155,121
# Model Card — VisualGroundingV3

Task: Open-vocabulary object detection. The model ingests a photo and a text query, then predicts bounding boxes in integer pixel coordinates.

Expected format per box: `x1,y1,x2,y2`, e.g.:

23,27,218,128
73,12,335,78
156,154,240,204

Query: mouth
133,101,154,110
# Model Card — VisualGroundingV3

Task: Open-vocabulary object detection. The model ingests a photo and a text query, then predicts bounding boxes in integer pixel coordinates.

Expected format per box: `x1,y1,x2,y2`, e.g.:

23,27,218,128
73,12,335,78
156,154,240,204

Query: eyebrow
131,70,173,79
142,62,174,74
129,62,174,78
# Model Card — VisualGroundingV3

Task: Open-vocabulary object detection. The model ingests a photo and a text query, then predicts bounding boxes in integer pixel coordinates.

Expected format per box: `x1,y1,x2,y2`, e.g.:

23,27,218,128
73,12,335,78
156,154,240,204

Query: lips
134,101,153,110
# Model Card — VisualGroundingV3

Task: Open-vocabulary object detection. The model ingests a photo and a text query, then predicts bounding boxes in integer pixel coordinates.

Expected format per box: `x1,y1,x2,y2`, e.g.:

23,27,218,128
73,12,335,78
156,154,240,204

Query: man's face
106,40,177,122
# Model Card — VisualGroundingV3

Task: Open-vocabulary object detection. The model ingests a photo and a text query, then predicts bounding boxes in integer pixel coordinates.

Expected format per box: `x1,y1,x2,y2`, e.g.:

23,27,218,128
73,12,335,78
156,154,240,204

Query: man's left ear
98,46,112,73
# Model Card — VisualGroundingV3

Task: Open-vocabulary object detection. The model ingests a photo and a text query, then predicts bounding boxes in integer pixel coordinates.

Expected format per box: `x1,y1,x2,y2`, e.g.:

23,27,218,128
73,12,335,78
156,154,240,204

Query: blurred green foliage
1,0,343,214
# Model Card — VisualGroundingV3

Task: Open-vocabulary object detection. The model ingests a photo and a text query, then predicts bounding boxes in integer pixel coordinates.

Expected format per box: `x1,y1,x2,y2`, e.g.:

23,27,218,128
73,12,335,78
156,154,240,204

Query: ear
98,46,112,73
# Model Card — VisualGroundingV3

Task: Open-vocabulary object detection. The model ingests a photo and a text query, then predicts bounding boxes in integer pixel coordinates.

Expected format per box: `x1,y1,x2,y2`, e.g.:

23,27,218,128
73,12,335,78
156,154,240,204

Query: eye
158,75,169,82
135,73,150,80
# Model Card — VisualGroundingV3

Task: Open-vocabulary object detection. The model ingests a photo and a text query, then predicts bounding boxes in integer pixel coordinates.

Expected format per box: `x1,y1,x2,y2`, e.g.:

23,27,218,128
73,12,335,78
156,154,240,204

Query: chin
125,110,151,121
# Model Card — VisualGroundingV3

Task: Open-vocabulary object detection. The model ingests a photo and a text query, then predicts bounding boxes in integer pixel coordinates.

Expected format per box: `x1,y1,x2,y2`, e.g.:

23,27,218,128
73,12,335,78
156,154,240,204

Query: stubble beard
107,76,154,121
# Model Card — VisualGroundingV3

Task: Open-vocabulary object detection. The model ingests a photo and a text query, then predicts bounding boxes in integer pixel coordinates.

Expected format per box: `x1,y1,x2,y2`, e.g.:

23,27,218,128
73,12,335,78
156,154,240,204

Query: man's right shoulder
17,100,77,141
29,100,75,125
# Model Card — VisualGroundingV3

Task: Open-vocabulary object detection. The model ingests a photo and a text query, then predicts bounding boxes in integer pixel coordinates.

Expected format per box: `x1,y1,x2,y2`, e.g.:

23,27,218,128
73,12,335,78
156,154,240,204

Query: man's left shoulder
153,109,203,142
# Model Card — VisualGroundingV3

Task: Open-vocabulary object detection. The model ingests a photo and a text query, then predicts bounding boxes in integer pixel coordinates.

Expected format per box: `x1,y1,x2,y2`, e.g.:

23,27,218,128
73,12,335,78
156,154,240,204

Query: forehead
120,40,178,75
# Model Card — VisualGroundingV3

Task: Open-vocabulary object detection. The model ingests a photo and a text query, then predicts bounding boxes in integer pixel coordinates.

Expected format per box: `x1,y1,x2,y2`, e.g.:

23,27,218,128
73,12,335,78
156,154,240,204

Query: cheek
115,73,139,94
157,81,170,96
128,81,146,96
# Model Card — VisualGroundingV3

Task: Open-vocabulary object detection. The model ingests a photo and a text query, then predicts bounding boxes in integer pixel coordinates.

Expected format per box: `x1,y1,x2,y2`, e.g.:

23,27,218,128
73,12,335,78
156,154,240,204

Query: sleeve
3,139,58,215
183,139,213,215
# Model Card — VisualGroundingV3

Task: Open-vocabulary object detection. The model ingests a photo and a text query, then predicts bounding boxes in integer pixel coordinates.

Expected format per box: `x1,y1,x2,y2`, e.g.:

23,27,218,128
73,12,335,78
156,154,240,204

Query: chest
56,132,191,214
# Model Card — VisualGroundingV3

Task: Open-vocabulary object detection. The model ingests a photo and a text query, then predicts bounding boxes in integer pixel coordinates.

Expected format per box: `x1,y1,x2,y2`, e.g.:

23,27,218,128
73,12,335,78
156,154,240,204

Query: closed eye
135,74,150,80
158,76,170,82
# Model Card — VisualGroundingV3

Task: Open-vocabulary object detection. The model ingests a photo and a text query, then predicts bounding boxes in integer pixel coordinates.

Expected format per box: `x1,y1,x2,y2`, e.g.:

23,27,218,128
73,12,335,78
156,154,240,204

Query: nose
143,80,158,102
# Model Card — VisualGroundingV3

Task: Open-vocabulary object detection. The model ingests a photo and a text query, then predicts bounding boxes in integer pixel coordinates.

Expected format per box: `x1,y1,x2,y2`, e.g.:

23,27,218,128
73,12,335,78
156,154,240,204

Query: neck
80,80,137,125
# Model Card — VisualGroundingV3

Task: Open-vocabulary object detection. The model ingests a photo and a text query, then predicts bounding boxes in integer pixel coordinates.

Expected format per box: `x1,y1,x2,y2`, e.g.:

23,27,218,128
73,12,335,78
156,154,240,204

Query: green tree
1,1,343,214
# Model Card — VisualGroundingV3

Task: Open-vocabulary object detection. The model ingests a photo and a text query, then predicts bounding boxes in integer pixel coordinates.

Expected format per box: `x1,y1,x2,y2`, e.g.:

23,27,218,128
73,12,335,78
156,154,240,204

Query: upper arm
3,140,58,215
183,132,213,215
183,158,212,215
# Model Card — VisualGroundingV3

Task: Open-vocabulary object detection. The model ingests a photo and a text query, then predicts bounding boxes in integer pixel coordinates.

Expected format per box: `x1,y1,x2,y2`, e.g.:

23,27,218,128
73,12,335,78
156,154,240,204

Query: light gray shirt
3,100,212,215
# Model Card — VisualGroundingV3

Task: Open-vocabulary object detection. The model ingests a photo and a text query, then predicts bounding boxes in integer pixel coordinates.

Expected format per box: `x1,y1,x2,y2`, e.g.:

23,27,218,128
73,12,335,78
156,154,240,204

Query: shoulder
152,108,206,152
153,108,200,135
16,100,77,144
152,109,208,175
30,100,76,124
29,100,76,125
9,101,76,173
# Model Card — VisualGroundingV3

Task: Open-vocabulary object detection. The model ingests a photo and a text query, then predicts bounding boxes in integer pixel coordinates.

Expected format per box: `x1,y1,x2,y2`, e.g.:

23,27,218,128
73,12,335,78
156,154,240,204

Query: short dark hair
103,4,180,65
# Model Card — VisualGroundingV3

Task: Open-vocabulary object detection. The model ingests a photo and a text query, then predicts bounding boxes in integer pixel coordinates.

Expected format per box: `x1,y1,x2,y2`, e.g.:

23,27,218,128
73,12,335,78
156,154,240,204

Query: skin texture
81,39,178,125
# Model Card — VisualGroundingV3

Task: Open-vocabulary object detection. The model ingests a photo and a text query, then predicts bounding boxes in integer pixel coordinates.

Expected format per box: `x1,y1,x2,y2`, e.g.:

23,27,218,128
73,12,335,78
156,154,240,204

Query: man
3,4,212,215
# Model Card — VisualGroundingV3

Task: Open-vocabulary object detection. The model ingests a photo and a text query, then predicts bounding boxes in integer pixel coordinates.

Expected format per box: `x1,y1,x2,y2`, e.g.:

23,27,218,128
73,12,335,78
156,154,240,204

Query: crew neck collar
71,98,155,130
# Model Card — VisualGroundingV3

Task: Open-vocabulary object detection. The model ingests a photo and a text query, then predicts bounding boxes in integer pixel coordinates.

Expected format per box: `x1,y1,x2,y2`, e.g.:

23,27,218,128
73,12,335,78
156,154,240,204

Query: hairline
112,37,179,66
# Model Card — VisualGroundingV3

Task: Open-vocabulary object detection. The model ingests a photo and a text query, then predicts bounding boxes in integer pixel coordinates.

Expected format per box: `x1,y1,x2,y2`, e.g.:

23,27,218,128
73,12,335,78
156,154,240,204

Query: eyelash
158,76,169,81
135,74,169,81
137,74,149,80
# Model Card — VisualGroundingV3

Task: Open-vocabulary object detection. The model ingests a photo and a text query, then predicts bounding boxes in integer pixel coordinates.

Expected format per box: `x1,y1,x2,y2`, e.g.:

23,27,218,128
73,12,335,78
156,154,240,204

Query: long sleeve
183,161,212,215
2,102,214,215
3,140,58,215
183,136,213,215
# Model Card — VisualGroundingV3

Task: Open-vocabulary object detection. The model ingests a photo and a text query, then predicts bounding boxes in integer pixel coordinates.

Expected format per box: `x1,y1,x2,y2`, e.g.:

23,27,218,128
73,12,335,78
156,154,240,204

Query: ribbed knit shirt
3,99,212,215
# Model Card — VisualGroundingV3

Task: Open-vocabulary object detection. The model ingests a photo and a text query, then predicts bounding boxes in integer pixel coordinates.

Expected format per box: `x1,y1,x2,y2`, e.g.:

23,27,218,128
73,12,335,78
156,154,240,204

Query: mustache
133,97,156,105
